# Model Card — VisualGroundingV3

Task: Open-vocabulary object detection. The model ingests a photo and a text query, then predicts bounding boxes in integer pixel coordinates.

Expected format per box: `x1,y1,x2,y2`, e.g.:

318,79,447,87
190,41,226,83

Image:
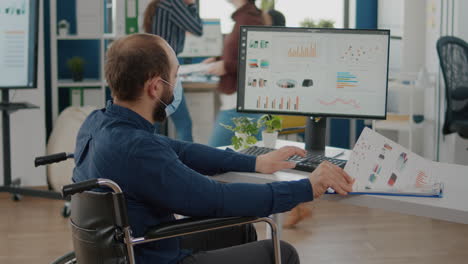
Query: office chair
436,36,468,138
58,178,282,264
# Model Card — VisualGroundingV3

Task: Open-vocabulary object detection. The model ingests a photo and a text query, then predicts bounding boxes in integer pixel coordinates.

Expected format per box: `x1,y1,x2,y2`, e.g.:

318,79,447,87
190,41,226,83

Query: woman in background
143,0,203,142
206,0,264,147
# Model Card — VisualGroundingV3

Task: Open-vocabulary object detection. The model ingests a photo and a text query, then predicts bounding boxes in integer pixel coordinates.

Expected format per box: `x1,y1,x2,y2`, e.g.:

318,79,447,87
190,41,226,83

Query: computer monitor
0,0,39,89
237,26,390,152
178,19,223,58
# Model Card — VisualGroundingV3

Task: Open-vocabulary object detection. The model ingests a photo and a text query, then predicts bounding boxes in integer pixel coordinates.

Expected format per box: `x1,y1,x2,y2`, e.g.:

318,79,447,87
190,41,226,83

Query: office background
0,0,467,188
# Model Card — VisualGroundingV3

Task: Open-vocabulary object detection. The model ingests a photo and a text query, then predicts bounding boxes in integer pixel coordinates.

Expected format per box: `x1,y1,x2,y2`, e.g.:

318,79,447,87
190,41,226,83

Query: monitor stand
304,117,327,155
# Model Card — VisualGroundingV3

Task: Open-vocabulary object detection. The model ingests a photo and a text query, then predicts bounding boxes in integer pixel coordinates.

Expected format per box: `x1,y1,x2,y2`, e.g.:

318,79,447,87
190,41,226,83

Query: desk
213,140,468,236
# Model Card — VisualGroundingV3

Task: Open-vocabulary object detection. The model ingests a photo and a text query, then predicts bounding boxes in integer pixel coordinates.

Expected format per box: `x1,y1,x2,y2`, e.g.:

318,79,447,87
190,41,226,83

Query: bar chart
287,42,317,58
256,96,300,110
336,72,359,88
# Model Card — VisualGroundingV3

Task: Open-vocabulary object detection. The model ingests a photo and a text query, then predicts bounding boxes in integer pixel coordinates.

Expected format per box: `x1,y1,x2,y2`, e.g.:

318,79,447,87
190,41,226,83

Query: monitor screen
0,0,39,88
178,19,223,58
237,26,390,119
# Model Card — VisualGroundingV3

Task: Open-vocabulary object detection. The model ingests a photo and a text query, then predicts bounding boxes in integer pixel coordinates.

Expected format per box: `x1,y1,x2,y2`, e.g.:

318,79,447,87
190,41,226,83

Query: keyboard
240,146,347,173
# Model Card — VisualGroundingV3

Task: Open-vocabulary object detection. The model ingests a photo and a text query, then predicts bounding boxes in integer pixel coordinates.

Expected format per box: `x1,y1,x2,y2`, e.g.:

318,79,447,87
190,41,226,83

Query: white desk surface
214,140,468,224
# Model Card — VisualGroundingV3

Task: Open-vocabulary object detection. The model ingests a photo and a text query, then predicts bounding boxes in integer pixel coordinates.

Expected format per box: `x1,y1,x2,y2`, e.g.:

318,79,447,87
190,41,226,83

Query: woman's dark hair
268,9,286,27
143,0,160,33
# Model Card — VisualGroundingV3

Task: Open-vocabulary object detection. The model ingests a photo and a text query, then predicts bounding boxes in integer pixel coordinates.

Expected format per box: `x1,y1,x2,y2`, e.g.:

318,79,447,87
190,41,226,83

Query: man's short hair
105,34,170,101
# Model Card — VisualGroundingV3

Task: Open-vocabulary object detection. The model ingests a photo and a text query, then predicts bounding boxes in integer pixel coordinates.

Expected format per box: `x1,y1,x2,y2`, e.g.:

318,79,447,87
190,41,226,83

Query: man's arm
167,137,313,175
128,139,313,217
167,138,257,175
169,0,203,36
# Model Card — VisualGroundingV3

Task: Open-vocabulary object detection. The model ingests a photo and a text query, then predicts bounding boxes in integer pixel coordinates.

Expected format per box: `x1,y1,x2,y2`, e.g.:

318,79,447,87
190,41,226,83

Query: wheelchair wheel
50,251,76,264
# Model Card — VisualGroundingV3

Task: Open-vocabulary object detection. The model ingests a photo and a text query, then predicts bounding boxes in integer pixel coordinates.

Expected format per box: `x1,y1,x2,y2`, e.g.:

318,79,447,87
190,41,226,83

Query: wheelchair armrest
144,216,258,240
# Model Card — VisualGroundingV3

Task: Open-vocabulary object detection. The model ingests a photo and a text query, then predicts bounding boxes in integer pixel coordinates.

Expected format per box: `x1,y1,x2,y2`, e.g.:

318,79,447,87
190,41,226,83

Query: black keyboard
240,146,347,173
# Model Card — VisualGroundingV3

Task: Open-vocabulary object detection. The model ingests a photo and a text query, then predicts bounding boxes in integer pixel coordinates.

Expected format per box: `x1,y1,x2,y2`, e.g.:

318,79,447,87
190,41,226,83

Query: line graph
318,98,361,109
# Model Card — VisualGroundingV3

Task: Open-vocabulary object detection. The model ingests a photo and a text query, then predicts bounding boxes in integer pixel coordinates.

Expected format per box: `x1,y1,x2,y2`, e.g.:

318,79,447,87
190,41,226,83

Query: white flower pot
58,28,69,36
262,131,278,148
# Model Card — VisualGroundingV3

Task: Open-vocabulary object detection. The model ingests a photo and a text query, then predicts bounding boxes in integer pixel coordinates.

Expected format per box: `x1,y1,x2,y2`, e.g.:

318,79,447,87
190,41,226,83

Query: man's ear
146,77,161,99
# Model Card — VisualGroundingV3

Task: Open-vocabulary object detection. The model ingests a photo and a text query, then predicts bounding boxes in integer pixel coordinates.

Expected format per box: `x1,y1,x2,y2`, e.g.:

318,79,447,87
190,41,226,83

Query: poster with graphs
344,128,442,196
0,0,34,87
239,28,389,118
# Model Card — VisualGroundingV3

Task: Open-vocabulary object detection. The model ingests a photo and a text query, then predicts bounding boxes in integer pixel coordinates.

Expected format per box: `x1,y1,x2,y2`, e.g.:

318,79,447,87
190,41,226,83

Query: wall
401,0,426,73
425,0,468,165
454,0,468,42
0,0,47,186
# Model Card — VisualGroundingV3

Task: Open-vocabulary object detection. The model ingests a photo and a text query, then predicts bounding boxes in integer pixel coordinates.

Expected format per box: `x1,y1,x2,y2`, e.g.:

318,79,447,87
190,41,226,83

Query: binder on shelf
69,87,104,108
138,0,151,32
125,0,138,34
76,0,102,35
114,0,144,36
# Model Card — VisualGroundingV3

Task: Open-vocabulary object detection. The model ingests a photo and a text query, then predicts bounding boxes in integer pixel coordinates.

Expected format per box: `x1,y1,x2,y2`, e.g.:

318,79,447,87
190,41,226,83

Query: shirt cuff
268,179,313,214
239,154,257,172
224,148,257,173
291,179,313,204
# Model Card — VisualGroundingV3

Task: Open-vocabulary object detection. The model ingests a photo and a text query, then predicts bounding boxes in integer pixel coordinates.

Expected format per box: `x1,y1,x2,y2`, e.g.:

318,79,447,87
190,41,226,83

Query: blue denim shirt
73,101,313,264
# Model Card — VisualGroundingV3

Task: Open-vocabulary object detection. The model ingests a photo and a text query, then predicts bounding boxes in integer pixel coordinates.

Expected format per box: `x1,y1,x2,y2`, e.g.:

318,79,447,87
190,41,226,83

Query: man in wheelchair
72,33,354,264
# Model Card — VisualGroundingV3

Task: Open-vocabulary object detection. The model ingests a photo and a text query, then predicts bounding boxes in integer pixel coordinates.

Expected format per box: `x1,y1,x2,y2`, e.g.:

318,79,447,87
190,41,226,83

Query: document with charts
344,127,443,197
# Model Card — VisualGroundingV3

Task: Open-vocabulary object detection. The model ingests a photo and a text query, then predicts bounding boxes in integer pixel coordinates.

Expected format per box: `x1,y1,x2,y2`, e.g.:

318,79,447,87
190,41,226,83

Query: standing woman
143,0,203,142
206,0,265,147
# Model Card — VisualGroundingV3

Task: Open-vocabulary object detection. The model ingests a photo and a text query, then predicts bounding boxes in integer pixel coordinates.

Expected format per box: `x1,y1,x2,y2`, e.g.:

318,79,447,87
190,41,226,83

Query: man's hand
308,161,354,199
206,60,226,76
255,146,306,174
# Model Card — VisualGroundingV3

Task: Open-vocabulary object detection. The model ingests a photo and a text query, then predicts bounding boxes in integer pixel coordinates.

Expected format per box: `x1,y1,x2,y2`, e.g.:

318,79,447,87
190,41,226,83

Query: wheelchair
36,153,282,264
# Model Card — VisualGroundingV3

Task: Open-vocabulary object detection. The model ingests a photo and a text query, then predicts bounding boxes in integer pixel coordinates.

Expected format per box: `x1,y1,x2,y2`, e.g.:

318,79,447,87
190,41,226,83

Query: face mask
158,77,183,117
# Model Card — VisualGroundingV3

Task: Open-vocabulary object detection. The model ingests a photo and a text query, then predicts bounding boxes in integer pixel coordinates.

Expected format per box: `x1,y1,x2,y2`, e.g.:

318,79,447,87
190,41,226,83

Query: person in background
205,0,264,147
262,9,286,27
143,0,203,142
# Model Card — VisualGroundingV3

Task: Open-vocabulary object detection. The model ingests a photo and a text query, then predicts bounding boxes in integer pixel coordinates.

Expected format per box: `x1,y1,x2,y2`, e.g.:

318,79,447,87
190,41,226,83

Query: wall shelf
57,35,102,40
57,79,103,87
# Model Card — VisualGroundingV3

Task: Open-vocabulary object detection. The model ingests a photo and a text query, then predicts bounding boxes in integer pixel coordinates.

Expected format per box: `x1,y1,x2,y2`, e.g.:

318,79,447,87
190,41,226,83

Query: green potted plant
299,18,335,28
66,56,85,82
258,114,282,148
221,117,259,150
299,18,316,28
